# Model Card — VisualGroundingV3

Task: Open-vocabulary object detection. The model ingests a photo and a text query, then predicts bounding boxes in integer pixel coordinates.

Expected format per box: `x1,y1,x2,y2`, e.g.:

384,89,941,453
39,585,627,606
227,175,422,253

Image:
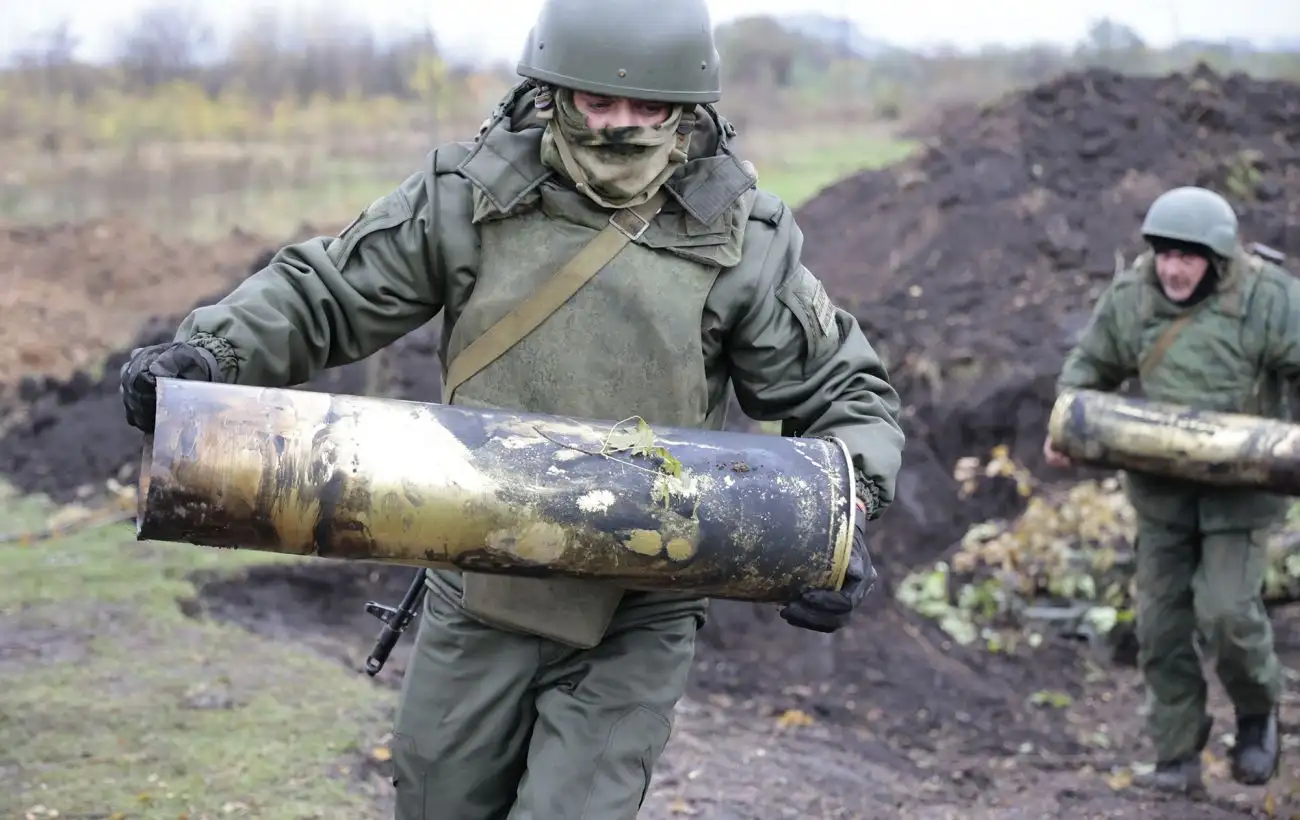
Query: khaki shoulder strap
1138,310,1198,380
444,190,668,400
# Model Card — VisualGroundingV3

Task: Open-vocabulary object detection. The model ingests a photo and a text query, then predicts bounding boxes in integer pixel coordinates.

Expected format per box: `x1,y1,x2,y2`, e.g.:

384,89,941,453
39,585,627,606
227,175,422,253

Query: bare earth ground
0,218,264,389
3,506,1295,819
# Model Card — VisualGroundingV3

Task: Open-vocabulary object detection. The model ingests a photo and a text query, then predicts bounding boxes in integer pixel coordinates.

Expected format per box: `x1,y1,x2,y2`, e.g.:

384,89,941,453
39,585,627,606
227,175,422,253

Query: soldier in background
118,0,906,817
1046,186,1291,792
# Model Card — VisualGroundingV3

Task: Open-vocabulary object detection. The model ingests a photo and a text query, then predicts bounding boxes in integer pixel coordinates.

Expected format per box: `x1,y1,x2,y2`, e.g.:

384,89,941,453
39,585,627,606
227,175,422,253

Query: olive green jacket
1058,245,1300,529
174,84,906,517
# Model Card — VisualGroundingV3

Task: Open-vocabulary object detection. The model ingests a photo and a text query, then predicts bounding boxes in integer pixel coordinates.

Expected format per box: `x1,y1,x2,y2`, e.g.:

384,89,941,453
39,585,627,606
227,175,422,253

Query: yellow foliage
409,53,448,101
905,445,1300,651
0,70,509,149
775,709,815,728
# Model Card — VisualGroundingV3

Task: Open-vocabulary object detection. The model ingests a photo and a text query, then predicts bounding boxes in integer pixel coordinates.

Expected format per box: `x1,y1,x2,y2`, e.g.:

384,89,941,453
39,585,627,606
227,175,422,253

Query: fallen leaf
603,417,657,456
370,745,392,762
602,417,682,477
1106,769,1133,790
775,709,814,728
1029,690,1073,709
1203,750,1230,780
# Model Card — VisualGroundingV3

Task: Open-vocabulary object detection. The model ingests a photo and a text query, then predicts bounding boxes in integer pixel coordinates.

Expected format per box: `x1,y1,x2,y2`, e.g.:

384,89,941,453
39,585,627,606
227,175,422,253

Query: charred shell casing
1048,387,1300,493
136,379,856,601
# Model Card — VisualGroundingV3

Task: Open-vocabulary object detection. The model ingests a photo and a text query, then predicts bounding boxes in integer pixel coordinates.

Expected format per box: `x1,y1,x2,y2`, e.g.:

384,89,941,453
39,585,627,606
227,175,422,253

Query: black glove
780,500,877,633
120,342,219,433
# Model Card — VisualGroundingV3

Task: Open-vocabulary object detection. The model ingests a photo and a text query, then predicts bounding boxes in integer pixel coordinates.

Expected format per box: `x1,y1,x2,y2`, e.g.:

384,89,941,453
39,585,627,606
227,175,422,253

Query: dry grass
3,117,912,241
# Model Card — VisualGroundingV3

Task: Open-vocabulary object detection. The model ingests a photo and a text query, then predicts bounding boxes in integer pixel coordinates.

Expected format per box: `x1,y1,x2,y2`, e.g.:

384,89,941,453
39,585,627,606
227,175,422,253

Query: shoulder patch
809,276,837,337
776,264,841,363
748,190,784,226
326,185,415,268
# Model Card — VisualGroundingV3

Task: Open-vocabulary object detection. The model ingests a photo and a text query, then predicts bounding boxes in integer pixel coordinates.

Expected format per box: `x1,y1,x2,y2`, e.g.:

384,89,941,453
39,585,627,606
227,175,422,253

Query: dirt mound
0,302,393,501
0,218,262,391
800,63,1299,366
0,219,385,501
0,217,258,499
796,63,1300,565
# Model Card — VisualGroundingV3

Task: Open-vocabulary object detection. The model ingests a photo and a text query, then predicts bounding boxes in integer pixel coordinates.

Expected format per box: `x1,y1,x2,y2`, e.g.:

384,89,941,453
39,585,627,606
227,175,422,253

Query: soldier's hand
120,342,219,434
1043,435,1072,469
780,500,876,634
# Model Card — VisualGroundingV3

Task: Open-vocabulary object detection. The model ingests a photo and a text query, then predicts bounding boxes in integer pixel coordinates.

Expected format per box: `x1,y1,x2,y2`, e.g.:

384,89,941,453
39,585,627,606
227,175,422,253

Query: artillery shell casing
1048,387,1300,493
137,379,856,601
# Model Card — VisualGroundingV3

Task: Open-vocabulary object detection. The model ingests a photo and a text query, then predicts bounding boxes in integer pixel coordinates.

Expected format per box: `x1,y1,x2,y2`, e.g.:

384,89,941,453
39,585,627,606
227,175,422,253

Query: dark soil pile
800,63,1300,366
795,63,1300,565
0,221,385,501
0,292,396,502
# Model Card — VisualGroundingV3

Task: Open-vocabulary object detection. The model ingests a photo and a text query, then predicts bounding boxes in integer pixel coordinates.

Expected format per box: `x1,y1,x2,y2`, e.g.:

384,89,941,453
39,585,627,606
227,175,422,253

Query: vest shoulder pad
1249,241,1286,265
433,142,475,175
748,189,785,227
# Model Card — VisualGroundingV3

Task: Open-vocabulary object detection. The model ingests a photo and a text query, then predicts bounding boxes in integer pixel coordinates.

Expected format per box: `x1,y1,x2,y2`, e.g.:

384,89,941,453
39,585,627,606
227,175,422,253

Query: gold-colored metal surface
136,379,855,600
1047,388,1300,493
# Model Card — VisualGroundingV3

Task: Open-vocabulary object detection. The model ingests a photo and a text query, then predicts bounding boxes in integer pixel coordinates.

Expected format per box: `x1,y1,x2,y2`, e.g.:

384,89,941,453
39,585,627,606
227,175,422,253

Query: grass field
744,127,915,208
0,128,915,820
0,485,389,820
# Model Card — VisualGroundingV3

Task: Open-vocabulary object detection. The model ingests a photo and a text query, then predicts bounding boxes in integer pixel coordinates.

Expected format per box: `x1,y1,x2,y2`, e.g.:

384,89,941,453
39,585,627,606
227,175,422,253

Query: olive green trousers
1135,518,1283,763
389,580,701,820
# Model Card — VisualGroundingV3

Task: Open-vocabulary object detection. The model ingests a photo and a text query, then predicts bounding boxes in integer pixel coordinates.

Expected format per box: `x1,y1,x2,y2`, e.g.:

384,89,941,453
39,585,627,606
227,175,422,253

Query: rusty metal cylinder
1047,387,1300,493
136,379,856,601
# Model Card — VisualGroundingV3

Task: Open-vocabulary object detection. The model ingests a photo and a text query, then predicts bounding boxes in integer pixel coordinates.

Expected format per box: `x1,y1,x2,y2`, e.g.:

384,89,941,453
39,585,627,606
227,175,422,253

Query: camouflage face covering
539,87,692,209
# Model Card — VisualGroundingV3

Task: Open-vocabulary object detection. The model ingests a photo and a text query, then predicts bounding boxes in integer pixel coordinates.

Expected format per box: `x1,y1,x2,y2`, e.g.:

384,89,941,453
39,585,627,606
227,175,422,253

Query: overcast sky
3,0,1295,65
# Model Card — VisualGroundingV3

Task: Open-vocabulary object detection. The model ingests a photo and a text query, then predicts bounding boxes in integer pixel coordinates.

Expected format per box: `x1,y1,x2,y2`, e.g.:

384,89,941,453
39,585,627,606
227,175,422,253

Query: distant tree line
7,3,452,104
715,15,1300,119
4,4,1299,130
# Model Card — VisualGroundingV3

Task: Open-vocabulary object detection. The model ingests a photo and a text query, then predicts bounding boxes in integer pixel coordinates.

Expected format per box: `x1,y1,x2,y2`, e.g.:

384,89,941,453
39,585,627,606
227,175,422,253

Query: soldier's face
572,92,673,129
1154,249,1210,302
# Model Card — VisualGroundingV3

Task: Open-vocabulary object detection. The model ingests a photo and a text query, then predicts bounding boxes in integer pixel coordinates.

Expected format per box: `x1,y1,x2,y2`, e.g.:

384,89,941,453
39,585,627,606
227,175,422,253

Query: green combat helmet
516,0,722,104
1141,186,1240,257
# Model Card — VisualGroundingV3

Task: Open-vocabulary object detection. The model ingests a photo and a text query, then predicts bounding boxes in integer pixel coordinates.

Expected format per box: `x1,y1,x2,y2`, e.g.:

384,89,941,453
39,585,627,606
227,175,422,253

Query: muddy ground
180,559,1300,818
2,62,1299,818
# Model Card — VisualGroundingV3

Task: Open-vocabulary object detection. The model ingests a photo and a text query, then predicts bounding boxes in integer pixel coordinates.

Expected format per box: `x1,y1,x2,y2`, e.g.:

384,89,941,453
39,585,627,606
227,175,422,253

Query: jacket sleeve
1259,269,1300,380
724,200,905,520
1057,283,1131,393
173,163,446,387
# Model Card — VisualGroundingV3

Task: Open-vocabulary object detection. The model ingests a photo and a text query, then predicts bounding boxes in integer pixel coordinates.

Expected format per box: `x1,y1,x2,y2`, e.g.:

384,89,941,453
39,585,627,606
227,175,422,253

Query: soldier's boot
1133,756,1206,795
1231,708,1280,786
